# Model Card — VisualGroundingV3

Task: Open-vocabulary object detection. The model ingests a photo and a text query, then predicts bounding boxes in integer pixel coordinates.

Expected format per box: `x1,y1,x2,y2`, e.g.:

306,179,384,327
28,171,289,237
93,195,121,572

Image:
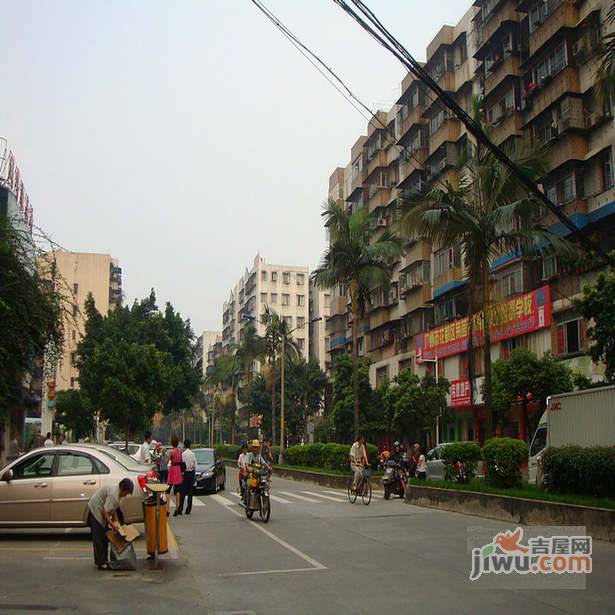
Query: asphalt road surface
1,475,614,614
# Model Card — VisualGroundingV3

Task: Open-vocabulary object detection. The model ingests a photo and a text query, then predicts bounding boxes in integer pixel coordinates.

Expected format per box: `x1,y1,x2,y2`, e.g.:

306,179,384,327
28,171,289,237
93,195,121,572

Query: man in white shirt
349,434,369,491
43,432,54,447
137,432,153,464
178,439,197,515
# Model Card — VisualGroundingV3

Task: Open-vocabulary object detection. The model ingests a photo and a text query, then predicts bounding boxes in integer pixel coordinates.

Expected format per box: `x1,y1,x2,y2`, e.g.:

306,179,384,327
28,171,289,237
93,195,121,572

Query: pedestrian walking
87,478,134,570
178,439,196,515
167,436,184,516
157,447,169,484
43,432,54,447
415,445,427,480
137,431,153,464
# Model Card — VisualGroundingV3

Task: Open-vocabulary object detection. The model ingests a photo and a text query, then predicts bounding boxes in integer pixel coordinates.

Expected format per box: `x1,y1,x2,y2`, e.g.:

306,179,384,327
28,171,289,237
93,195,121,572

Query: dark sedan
193,448,226,494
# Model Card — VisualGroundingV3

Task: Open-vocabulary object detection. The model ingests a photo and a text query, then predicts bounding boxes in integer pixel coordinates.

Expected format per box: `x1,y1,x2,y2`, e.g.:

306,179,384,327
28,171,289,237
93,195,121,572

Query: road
1,475,614,614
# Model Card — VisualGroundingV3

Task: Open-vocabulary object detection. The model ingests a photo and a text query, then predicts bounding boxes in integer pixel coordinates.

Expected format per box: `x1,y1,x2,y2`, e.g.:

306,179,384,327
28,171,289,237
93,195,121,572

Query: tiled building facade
325,0,614,443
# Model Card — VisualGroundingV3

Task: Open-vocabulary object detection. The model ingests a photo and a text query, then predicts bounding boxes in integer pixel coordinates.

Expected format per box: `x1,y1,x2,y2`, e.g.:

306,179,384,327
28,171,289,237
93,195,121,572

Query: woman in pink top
167,435,184,516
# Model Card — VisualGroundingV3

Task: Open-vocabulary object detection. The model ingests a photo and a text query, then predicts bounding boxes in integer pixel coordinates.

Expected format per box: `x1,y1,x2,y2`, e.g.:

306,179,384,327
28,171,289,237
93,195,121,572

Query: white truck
528,385,615,484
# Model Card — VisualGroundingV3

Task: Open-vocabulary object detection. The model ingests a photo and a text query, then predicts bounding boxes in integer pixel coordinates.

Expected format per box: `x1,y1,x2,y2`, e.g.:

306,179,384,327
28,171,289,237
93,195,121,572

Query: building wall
309,281,330,372
327,0,614,409
38,252,122,433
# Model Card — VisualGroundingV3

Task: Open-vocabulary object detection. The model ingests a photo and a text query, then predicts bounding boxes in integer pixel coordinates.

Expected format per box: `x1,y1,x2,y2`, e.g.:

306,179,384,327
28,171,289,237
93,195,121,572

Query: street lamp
243,312,322,464
417,351,440,445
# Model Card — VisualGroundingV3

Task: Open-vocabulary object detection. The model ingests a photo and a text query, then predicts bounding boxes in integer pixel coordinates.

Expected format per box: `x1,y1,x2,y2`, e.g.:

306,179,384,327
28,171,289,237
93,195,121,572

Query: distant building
199,330,222,377
309,281,330,373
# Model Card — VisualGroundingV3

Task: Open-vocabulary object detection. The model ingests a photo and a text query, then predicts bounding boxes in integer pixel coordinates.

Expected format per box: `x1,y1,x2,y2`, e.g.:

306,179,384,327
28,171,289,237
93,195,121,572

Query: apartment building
200,330,222,377
221,254,311,359
309,283,331,372
326,0,614,443
38,252,123,433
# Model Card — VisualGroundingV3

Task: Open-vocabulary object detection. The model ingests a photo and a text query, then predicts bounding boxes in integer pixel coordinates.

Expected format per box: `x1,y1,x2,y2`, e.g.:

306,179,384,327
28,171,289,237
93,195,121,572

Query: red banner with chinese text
416,286,551,361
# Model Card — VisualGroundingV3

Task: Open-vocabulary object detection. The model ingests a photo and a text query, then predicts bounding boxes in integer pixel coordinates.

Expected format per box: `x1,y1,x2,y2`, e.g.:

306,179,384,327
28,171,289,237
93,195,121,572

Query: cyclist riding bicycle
349,434,369,492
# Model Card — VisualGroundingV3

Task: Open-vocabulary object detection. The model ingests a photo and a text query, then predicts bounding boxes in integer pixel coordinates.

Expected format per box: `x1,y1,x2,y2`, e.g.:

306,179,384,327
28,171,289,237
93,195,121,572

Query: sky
1,0,471,334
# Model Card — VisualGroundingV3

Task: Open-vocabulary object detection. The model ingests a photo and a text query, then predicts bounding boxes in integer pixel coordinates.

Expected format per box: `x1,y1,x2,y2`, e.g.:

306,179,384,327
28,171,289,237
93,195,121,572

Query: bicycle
347,467,372,505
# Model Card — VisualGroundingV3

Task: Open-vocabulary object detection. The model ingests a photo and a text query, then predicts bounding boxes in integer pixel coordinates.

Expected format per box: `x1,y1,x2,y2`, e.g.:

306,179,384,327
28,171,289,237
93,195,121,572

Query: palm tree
236,323,265,436
312,199,403,440
205,350,241,443
261,306,300,443
595,2,615,106
398,98,575,439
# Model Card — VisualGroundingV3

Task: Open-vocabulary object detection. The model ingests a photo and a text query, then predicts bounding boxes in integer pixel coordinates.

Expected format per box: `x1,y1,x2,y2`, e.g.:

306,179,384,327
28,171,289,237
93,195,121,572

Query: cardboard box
106,524,140,553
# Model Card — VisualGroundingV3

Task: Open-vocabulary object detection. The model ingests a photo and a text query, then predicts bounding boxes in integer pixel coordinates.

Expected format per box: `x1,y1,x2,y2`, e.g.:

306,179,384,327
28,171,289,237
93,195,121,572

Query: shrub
441,442,482,483
214,444,241,460
543,446,615,498
482,437,529,488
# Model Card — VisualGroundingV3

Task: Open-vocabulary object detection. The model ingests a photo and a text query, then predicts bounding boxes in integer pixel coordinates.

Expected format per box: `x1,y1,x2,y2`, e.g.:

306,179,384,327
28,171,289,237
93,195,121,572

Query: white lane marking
228,490,292,504
277,491,318,503
169,497,205,507
219,567,323,577
44,556,90,560
210,494,326,571
299,491,347,502
210,493,235,506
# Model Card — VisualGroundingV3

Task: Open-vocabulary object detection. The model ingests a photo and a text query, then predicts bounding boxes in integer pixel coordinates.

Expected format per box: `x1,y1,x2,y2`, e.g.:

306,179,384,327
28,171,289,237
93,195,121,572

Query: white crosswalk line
169,496,205,507
210,493,235,506
323,490,348,499
277,491,319,503
299,491,346,502
269,494,292,504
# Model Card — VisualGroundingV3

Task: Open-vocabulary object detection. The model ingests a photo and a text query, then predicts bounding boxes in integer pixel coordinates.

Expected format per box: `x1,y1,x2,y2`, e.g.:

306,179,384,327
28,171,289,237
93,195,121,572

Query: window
529,0,562,32
72,304,78,317
297,295,305,307
282,294,290,306
563,173,576,202
531,42,567,86
283,316,292,328
57,453,95,476
501,336,525,359
429,109,446,135
399,359,411,373
557,319,584,355
530,426,547,457
297,317,306,328
434,247,459,276
260,293,267,303
73,283,79,296
602,149,614,192
296,273,304,286
283,272,291,284
497,268,523,298
70,352,77,367
376,366,389,387
324,293,331,305
297,338,305,351
261,271,267,282
542,254,559,279
12,453,55,479
270,293,278,304
271,271,278,282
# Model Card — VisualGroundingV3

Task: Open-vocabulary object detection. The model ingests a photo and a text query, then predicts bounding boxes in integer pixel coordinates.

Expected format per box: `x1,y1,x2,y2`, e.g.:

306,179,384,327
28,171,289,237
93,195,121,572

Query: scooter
382,460,406,499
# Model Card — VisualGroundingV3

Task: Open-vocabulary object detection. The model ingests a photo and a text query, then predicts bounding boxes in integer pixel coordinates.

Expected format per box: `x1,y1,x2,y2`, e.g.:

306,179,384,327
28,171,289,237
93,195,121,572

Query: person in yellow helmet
242,439,270,507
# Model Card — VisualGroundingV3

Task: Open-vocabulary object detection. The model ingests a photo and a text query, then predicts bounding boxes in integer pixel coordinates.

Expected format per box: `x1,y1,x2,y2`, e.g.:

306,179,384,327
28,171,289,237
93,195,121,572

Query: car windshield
194,450,214,466
87,444,149,470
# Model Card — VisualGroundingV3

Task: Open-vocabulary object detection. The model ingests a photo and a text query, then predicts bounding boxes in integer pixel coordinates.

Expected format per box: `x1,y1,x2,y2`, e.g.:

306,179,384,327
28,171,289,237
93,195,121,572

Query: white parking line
299,491,346,502
277,491,319,503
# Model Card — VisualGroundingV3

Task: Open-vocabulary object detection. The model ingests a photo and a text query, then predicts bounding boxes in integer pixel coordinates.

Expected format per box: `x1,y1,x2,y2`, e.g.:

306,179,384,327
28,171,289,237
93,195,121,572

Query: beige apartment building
309,283,331,372
221,254,311,359
39,252,122,433
326,0,614,444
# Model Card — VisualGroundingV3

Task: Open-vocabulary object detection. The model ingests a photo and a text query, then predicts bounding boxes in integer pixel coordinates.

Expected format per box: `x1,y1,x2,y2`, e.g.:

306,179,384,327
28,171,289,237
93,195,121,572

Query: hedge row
215,442,377,473
543,446,615,498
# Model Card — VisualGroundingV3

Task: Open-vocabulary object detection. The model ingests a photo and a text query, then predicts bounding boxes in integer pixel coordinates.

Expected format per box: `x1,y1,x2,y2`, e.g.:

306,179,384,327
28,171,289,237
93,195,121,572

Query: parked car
80,443,155,473
108,441,141,458
426,442,475,481
193,448,226,493
0,445,147,528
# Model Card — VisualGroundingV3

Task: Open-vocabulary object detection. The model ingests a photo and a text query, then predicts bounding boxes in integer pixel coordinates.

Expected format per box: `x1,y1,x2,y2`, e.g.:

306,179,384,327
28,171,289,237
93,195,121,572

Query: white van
528,385,615,484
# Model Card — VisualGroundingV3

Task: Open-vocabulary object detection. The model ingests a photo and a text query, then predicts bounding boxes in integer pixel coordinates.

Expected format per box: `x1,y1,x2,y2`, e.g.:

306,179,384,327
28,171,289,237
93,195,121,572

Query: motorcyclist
389,441,407,495
244,439,271,505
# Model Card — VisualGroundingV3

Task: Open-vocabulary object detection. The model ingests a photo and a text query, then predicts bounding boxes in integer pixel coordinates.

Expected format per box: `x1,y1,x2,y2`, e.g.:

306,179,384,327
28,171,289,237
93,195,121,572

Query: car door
50,452,101,525
0,452,56,524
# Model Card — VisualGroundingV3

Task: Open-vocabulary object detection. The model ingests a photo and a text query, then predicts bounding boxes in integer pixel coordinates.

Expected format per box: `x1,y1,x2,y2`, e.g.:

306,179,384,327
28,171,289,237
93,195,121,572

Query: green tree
577,254,615,382
313,199,403,440
236,322,265,433
595,3,615,106
55,389,95,440
399,97,574,439
491,349,573,441
205,350,242,444
0,218,65,417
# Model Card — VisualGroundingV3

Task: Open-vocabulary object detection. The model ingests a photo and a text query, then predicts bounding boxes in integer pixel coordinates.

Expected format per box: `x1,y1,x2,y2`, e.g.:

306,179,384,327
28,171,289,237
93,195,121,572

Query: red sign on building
450,379,472,408
416,286,552,361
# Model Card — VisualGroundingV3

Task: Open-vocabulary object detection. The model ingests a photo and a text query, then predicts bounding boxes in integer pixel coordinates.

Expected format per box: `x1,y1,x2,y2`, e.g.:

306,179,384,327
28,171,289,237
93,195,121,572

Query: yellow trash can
144,501,168,555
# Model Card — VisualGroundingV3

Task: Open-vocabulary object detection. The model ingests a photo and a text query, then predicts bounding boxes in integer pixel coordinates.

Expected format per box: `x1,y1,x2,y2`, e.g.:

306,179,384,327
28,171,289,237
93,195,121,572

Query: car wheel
219,474,225,491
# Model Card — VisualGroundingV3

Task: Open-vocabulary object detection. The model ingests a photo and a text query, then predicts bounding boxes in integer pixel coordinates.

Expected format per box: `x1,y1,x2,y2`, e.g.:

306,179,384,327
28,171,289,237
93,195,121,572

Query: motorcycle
243,463,271,523
382,459,406,499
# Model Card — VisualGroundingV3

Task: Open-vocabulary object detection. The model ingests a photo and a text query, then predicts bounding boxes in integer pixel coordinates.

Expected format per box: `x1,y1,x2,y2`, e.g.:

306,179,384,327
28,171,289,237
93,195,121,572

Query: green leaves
482,437,529,488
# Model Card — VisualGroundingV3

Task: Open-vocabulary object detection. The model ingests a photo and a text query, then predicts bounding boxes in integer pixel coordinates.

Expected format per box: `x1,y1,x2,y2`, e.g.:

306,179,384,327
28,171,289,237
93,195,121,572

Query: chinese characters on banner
450,379,472,408
416,286,551,361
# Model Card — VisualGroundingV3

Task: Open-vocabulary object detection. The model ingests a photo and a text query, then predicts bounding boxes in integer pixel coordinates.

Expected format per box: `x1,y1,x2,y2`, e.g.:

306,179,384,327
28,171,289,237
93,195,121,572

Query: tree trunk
351,285,360,442
482,262,494,440
271,362,276,444
467,283,478,443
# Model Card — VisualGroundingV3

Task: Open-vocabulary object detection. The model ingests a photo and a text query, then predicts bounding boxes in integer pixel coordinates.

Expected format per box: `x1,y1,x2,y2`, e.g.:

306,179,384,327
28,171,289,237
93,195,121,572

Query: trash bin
143,500,168,555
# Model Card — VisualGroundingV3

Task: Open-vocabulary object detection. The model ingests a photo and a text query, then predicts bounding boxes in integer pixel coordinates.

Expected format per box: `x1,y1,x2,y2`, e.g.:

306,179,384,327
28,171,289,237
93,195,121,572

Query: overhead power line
332,0,607,261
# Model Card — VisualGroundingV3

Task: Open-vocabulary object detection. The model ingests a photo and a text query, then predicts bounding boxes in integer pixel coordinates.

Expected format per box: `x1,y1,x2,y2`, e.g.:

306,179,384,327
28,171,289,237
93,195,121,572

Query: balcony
428,119,460,157
475,0,520,53
483,55,522,97
545,133,588,171
431,70,456,94
366,149,387,176
350,165,367,196
527,2,578,58
397,105,427,144
432,266,465,297
489,110,524,145
367,185,391,212
523,67,580,124
402,284,433,313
